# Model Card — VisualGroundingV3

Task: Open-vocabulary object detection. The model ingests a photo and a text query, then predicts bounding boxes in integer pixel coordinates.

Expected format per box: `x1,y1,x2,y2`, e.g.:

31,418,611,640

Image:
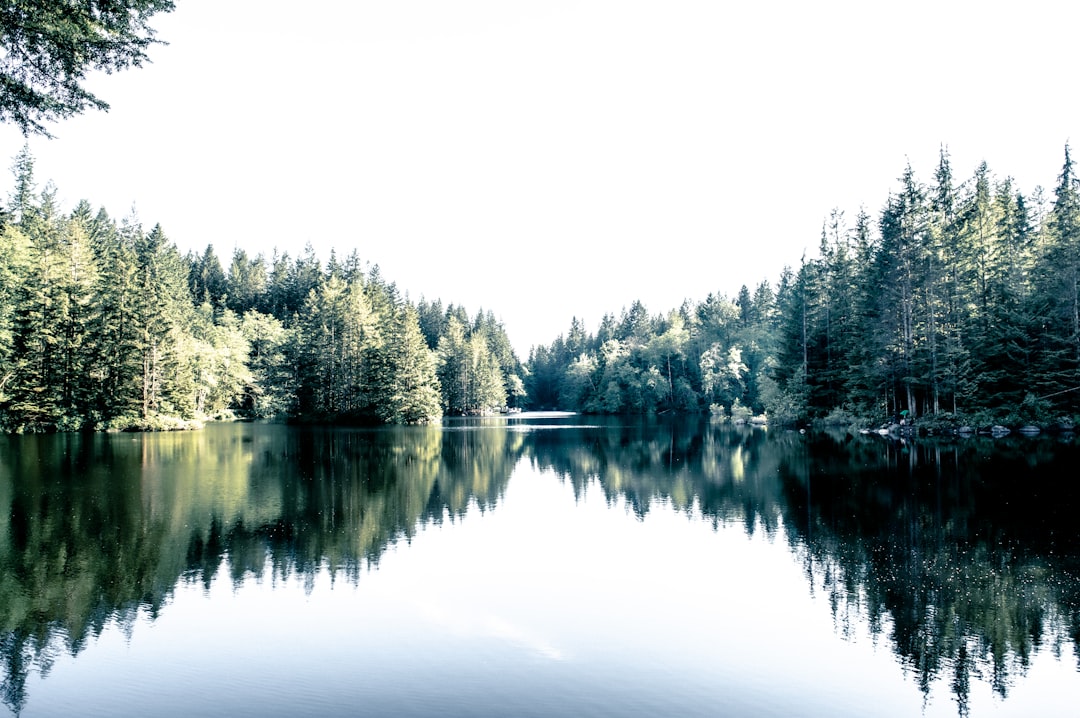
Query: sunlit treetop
0,0,174,137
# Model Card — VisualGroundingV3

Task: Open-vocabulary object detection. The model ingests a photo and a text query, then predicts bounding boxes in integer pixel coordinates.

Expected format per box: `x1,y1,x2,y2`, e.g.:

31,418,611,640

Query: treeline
527,146,1080,425
526,289,779,417
6,144,1079,429
0,148,524,432
775,146,1080,424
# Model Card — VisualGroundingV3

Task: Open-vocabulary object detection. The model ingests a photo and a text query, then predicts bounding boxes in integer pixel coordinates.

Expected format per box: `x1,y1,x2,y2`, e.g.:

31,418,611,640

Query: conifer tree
6,182,67,429
188,245,227,309
132,222,190,422
89,212,142,423
0,0,175,135
365,307,442,424
1029,144,1080,407
0,224,29,418
436,316,470,414
226,248,268,314
58,206,100,419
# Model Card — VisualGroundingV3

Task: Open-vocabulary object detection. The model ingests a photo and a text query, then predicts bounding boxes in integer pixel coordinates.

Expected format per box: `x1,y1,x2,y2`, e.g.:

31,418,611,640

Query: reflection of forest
2,423,1079,715
520,422,1080,714
777,432,1080,716
0,423,524,715
521,417,793,535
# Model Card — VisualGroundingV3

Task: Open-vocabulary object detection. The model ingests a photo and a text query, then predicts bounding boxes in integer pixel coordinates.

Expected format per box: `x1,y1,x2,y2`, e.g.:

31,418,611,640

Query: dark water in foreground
2,415,1080,717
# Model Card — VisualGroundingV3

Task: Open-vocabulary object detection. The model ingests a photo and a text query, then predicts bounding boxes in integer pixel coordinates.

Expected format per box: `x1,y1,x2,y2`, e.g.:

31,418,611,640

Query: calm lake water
2,415,1080,717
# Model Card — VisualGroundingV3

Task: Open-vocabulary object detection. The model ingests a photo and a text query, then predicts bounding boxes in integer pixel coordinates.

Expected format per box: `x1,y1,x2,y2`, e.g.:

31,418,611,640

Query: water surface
2,417,1079,716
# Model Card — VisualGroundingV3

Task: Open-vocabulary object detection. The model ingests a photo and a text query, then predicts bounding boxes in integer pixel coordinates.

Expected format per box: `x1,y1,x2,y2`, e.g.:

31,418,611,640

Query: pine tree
6,182,67,429
89,212,142,423
58,205,101,419
188,245,227,309
0,0,175,135
436,316,470,414
365,307,442,424
1029,144,1080,409
132,222,190,422
0,224,29,418
930,147,969,414
294,274,379,418
226,248,268,314
874,165,929,417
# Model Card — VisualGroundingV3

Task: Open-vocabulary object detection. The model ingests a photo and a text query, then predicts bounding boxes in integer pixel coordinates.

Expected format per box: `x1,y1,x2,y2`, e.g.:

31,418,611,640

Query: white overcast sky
1,1,1077,356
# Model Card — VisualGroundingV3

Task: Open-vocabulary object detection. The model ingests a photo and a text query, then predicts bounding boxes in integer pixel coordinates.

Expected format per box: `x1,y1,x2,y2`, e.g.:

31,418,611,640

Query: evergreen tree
295,275,373,417
58,204,101,419
436,316,471,414
131,222,191,423
5,184,72,428
188,245,227,309
0,0,175,135
365,307,442,424
0,225,29,417
1030,144,1080,409
89,212,142,423
416,297,446,349
226,248,268,314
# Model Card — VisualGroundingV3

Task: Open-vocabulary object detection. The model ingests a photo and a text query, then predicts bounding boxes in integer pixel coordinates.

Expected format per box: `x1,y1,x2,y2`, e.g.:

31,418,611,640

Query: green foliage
0,149,530,431
762,365,808,425
729,398,752,424
365,307,442,424
0,225,30,406
12,144,1080,428
238,310,292,417
0,0,175,135
525,292,778,417
435,315,509,415
762,145,1080,424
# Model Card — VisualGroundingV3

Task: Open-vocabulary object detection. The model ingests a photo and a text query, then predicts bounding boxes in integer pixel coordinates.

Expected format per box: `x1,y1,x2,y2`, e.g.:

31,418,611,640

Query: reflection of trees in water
0,424,525,715
3,423,1080,716
182,425,524,587
524,422,1080,715
523,418,792,538
779,432,1080,716
0,433,172,715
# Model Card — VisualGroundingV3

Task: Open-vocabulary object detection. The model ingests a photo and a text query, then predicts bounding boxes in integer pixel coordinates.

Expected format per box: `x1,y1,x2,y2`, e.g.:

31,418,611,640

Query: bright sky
1,1,1077,356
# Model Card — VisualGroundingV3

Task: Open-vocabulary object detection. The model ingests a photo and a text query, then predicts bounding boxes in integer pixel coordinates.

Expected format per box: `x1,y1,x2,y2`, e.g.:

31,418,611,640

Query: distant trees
525,288,777,418
434,314,510,415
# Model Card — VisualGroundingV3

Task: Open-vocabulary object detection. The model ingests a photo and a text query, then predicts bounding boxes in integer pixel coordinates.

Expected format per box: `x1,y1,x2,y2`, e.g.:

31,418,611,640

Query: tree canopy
525,145,1080,428
4,144,1080,431
0,0,174,135
0,148,529,431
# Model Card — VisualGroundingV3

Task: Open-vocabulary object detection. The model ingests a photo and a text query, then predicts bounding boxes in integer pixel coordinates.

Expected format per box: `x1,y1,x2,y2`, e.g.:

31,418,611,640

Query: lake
2,415,1080,717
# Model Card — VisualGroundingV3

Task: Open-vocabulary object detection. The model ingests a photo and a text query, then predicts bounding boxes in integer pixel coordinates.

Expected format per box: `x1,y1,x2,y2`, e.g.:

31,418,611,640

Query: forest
0,148,523,432
528,146,1080,428
2,144,1080,431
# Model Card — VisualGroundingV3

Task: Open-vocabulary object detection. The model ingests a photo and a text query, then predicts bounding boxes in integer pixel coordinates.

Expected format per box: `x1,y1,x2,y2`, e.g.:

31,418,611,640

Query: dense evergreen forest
0,148,524,432
4,144,1080,431
526,146,1080,428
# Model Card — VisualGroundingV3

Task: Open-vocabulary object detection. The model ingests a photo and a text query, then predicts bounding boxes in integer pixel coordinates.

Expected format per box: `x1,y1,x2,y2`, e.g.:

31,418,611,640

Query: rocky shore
860,419,1075,439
